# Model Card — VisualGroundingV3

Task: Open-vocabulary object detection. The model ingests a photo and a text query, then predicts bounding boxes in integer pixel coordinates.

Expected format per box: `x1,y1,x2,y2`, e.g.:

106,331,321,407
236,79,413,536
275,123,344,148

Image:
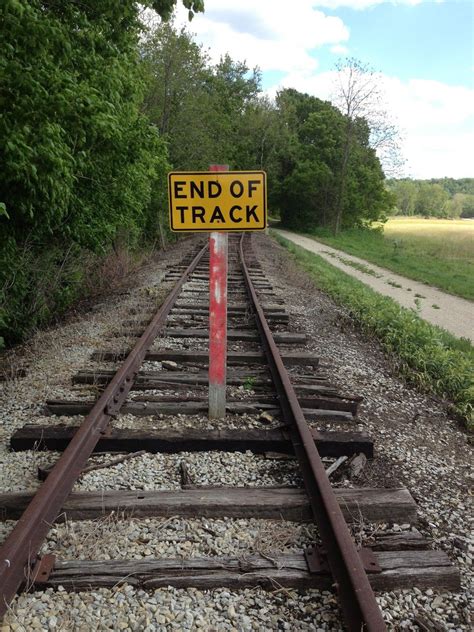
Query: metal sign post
168,166,267,419
208,164,228,419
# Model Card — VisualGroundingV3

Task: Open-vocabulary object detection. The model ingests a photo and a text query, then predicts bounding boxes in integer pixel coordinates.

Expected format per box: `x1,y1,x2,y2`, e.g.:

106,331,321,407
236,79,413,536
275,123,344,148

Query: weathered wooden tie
28,550,460,592
11,425,371,457
91,349,320,367
120,329,306,344
0,487,416,523
41,399,353,421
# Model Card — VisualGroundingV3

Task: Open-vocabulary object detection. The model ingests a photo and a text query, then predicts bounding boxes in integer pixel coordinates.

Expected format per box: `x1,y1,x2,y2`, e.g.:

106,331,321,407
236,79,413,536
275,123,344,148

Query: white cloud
383,77,474,178
273,70,474,178
330,44,349,55
175,1,349,73
172,1,471,178
313,0,422,9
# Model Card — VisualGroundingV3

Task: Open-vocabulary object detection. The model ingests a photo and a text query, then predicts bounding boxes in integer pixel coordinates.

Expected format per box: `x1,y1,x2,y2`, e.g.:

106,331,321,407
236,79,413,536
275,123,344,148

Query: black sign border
168,170,267,232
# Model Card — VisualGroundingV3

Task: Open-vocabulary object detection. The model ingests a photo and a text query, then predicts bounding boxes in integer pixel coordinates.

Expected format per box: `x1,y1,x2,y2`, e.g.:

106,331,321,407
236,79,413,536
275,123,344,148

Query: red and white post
208,164,229,419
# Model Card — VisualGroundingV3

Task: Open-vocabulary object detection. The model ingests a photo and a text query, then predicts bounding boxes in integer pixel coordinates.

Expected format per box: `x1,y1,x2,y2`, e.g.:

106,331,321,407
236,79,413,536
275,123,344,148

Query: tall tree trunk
333,120,353,235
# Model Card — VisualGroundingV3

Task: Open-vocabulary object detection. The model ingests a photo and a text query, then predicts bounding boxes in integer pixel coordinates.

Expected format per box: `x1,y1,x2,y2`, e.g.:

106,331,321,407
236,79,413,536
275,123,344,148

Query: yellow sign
168,171,267,232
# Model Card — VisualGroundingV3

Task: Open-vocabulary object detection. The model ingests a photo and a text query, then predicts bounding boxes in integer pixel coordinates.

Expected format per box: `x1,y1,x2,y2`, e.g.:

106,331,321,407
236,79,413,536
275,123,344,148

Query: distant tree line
387,178,474,219
0,6,392,346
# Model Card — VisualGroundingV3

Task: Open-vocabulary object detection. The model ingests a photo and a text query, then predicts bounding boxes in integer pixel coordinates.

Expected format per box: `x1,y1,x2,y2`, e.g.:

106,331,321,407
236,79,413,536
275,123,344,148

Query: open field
307,217,474,301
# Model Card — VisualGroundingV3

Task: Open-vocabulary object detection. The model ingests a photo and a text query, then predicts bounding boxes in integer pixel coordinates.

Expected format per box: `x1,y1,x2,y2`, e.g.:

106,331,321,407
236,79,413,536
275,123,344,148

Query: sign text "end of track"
168,171,267,232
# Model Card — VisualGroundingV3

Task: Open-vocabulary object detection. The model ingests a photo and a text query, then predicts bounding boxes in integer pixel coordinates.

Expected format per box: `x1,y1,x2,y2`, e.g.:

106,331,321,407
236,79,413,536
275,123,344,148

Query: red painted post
208,164,229,419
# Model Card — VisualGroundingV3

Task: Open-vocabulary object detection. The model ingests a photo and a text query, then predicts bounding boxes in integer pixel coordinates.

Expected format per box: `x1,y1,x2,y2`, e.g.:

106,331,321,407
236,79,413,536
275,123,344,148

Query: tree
203,55,261,166
387,179,418,215
142,21,212,169
142,22,262,170
332,58,402,233
272,89,392,231
459,194,474,218
0,0,202,345
415,183,449,217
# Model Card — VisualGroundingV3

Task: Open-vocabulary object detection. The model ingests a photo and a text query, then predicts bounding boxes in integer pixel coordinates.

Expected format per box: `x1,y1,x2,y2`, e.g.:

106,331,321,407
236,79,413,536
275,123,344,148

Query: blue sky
176,1,474,178
311,2,473,88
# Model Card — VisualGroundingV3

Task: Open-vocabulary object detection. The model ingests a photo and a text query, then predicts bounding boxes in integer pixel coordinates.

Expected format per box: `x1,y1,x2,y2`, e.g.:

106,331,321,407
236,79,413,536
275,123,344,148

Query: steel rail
0,243,208,616
239,234,386,631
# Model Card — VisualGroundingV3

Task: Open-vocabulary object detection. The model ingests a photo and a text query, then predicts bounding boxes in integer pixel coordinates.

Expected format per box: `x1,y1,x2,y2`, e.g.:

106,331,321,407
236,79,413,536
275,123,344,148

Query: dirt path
275,229,474,342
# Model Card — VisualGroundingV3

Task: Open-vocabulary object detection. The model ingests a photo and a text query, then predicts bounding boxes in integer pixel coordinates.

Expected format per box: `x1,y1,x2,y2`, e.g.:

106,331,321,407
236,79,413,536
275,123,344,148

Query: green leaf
0,203,9,219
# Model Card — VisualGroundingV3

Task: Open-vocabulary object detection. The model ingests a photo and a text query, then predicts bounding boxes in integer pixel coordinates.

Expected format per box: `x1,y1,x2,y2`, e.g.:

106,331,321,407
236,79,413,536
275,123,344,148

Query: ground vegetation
304,218,474,301
275,233,474,425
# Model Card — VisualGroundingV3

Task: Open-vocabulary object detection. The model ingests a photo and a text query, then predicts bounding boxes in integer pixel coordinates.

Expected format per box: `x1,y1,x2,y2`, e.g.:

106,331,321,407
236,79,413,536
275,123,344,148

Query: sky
174,0,474,179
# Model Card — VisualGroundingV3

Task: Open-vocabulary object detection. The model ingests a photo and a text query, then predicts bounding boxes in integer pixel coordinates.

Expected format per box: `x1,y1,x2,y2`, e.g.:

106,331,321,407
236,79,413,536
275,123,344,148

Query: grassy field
307,217,474,301
274,233,474,426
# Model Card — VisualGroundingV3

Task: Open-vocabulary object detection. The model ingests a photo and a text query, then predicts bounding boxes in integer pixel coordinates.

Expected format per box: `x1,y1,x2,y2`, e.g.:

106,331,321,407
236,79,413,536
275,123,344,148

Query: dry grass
251,521,317,557
44,511,137,560
383,217,474,263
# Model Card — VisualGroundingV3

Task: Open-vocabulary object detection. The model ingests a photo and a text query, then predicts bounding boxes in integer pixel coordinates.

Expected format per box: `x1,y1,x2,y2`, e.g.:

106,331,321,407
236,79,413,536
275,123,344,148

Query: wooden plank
33,550,460,592
169,310,289,323
171,307,284,316
175,302,286,312
129,394,358,415
126,312,289,325
10,425,373,458
43,399,352,422
91,350,319,367
72,369,273,388
369,531,430,551
42,396,354,422
0,486,415,523
113,373,332,387
179,289,275,296
122,329,306,344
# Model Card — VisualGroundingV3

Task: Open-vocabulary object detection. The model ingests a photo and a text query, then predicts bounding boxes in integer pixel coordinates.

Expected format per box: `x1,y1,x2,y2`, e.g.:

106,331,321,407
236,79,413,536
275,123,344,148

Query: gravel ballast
0,233,472,630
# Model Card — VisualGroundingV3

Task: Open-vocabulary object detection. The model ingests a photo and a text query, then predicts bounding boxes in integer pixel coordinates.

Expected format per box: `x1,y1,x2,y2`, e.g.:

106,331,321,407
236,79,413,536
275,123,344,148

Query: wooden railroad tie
119,329,307,344
43,399,354,420
25,550,460,593
0,487,416,523
0,488,459,593
11,425,373,458
91,349,321,367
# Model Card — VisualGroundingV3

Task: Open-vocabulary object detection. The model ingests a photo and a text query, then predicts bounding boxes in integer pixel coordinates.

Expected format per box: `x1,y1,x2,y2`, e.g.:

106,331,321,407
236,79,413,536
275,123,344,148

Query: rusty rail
0,243,208,616
239,234,386,631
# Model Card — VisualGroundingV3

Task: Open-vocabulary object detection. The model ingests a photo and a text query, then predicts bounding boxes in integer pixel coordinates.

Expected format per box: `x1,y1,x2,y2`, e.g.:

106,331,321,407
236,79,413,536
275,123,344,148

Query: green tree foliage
141,23,261,170
1,11,405,347
141,22,262,243
388,178,474,218
415,183,449,218
142,22,211,168
0,1,203,346
273,89,392,231
428,178,474,197
456,194,474,219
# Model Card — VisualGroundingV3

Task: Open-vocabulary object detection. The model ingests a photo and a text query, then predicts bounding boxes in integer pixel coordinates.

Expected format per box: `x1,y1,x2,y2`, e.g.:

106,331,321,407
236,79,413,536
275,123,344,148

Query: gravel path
275,228,474,341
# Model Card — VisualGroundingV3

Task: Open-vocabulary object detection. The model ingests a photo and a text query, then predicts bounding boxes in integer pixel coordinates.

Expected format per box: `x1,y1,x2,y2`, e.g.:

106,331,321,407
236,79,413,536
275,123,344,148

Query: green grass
303,217,474,301
323,251,381,277
274,233,474,426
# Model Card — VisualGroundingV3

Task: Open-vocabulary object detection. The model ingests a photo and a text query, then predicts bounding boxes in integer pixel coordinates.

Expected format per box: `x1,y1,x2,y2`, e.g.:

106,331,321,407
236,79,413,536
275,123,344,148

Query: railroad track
0,233,459,629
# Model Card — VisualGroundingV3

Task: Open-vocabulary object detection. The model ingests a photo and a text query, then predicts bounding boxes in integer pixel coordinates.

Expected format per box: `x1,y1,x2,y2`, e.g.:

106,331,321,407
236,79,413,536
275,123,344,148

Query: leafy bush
0,1,170,346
